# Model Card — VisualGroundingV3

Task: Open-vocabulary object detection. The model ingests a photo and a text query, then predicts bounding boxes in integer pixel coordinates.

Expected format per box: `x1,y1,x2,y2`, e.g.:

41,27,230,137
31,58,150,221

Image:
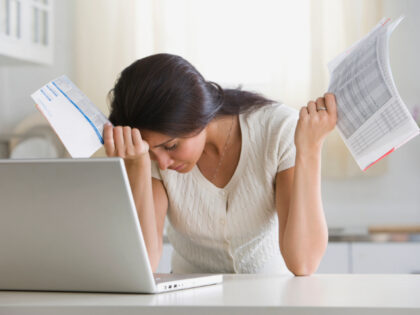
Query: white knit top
151,103,299,275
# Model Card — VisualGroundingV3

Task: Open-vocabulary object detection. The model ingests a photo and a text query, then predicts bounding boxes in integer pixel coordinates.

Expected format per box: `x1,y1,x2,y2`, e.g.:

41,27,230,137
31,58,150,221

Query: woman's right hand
103,123,150,162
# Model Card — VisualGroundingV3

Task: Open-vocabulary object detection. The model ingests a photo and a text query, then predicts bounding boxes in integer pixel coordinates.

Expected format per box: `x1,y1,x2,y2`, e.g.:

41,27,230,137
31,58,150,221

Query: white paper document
328,16,419,171
31,75,110,158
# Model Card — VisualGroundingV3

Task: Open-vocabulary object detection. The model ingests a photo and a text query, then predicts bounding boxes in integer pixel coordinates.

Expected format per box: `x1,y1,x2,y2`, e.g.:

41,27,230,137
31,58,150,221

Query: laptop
0,158,222,293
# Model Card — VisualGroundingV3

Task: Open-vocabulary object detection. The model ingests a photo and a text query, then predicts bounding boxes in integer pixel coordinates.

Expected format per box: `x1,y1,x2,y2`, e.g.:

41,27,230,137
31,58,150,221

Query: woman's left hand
294,93,338,155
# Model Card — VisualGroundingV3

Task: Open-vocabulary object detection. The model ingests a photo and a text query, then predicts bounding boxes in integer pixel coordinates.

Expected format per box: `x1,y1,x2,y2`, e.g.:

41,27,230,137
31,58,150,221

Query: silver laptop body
0,158,222,293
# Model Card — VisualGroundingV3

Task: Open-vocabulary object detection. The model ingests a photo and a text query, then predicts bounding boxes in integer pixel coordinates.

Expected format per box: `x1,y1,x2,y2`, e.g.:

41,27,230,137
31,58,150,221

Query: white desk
1,274,419,315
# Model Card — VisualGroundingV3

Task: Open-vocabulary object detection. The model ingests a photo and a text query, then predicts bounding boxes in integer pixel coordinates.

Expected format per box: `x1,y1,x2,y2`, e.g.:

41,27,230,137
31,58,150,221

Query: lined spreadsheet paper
31,75,110,158
328,16,420,171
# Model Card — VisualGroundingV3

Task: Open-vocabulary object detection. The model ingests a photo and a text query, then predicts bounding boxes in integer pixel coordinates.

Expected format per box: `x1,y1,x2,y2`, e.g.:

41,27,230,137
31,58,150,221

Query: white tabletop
1,274,420,315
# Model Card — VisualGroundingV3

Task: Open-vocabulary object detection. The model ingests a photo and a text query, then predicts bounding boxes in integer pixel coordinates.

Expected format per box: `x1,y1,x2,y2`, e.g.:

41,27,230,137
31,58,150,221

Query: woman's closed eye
164,143,178,151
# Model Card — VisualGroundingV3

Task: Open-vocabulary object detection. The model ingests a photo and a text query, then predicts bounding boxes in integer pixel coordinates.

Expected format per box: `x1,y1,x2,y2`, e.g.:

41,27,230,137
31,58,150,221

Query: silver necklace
210,115,235,182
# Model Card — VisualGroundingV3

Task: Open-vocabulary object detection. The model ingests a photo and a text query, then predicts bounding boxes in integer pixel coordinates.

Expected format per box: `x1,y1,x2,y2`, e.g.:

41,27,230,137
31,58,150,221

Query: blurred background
0,0,419,273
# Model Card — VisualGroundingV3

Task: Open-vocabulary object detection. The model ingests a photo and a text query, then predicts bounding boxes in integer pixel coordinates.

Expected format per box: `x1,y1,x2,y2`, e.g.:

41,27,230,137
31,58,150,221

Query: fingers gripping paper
327,16,419,171
31,75,111,158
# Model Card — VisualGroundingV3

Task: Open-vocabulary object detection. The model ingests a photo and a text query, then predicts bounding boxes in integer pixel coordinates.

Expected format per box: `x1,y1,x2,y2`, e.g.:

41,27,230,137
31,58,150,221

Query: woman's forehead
140,130,174,145
140,127,204,147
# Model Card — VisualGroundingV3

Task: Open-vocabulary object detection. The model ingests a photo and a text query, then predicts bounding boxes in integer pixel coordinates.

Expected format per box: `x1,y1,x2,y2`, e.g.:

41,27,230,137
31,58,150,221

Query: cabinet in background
352,242,420,274
0,0,54,64
317,242,351,273
317,242,420,274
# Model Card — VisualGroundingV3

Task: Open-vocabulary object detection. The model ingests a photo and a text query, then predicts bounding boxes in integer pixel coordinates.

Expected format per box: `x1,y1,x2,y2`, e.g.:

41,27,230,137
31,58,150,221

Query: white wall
0,1,75,135
323,0,420,228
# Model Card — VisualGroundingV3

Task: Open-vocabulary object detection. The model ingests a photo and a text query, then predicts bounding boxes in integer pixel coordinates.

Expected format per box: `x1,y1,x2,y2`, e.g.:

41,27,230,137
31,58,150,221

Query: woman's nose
156,153,173,171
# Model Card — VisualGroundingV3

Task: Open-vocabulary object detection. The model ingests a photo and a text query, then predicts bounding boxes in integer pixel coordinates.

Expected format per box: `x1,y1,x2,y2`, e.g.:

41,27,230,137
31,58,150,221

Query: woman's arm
276,93,337,276
104,125,168,272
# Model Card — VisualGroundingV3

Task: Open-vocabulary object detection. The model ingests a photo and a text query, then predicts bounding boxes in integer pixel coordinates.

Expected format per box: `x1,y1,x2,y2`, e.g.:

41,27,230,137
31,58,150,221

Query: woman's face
141,128,207,173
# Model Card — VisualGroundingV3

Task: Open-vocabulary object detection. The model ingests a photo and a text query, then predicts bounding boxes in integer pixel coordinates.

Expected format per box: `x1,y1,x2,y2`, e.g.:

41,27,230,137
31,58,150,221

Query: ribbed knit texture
151,103,299,274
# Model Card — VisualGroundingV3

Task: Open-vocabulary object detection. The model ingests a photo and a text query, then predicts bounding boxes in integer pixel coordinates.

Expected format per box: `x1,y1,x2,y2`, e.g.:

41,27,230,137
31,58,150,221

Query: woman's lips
172,164,185,171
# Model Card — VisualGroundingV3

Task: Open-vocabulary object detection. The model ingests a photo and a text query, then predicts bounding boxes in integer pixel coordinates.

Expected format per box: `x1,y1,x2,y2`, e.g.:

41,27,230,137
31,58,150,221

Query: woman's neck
202,115,237,159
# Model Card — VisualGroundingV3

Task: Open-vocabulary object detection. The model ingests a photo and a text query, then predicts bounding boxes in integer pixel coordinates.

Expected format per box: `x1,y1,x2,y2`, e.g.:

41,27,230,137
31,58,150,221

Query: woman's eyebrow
153,138,175,148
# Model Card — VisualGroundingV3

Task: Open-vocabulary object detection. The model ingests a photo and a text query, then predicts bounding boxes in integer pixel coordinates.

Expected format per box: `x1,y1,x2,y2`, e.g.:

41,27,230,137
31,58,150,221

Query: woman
104,53,337,276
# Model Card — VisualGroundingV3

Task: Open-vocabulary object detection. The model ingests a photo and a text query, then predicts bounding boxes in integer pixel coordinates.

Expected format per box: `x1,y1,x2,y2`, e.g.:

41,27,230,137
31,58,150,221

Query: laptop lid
0,158,157,293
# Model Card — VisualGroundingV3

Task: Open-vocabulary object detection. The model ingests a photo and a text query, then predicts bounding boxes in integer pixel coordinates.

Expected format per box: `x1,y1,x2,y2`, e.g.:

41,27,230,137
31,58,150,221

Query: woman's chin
176,163,191,173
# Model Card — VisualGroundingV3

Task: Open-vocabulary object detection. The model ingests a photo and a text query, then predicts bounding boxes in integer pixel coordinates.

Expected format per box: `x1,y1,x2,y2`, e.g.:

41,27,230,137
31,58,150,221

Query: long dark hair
108,53,274,138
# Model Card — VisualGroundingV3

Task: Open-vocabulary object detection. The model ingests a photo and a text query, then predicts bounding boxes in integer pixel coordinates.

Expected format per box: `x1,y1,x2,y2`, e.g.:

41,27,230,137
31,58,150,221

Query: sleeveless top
151,103,299,274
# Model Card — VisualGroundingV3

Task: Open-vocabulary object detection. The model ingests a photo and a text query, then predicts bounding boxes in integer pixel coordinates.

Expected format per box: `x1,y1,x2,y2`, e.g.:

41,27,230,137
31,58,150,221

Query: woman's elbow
288,263,319,276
